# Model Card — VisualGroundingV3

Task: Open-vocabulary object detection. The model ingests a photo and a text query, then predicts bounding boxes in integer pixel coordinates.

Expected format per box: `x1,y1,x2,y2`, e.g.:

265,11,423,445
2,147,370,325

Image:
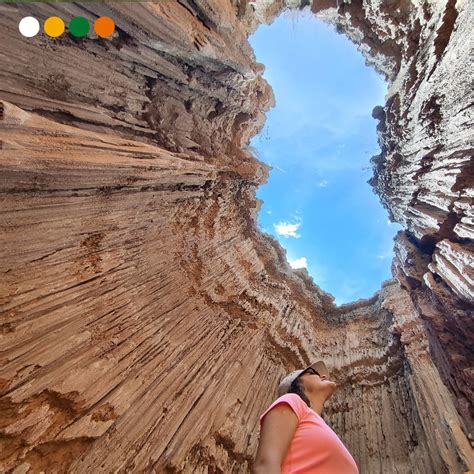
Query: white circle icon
19,17,40,38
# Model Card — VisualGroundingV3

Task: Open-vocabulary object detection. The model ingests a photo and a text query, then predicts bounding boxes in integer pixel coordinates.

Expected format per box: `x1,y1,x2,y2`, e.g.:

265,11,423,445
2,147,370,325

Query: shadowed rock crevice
0,0,473,472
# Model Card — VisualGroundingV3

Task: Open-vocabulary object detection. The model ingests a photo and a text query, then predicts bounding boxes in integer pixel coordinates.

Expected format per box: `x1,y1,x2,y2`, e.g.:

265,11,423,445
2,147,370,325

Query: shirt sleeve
259,393,308,425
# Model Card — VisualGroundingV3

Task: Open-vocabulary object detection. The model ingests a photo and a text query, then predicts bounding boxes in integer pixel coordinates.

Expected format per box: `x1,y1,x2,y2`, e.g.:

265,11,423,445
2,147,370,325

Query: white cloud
317,180,329,187
274,221,301,239
376,236,396,261
267,210,272,215
377,246,394,260
335,279,364,305
289,257,308,269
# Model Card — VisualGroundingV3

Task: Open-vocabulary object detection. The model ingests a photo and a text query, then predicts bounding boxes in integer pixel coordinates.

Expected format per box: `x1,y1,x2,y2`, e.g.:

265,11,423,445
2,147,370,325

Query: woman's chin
325,380,337,391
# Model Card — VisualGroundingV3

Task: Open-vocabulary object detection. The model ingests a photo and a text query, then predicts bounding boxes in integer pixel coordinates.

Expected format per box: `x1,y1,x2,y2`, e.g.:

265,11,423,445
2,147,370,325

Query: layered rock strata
315,0,474,438
1,0,473,472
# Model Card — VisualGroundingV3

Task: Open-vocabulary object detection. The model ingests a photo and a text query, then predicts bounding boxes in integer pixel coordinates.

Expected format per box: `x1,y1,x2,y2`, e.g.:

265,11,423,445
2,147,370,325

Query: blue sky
249,9,401,305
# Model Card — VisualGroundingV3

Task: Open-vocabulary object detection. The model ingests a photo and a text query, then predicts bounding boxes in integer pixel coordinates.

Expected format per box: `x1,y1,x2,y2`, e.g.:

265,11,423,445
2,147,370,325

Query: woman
253,360,359,474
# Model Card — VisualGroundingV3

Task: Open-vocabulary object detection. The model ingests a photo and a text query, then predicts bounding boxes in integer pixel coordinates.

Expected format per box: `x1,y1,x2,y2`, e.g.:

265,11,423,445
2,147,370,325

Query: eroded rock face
322,281,473,473
311,0,474,438
0,0,472,472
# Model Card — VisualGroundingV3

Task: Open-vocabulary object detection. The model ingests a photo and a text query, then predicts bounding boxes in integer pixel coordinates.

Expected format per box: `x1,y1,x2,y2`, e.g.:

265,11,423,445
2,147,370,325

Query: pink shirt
259,394,359,474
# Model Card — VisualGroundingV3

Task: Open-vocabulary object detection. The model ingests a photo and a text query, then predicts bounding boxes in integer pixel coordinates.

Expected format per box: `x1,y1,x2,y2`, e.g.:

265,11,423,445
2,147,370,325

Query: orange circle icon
94,16,115,38
44,16,65,37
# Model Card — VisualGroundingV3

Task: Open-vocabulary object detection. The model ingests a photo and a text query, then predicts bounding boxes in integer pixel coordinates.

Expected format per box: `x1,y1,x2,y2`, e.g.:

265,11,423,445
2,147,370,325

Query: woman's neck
307,392,326,415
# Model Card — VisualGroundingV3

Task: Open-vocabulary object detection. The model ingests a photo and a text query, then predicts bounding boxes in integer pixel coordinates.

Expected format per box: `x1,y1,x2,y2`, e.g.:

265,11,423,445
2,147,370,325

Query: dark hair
288,375,311,407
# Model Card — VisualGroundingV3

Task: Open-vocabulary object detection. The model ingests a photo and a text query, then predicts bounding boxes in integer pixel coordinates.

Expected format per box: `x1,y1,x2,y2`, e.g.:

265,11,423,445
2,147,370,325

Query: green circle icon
69,16,90,37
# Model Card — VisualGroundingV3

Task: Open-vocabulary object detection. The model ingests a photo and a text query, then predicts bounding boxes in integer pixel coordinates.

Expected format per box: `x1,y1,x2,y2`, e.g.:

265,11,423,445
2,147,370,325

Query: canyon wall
1,0,472,472
325,0,474,438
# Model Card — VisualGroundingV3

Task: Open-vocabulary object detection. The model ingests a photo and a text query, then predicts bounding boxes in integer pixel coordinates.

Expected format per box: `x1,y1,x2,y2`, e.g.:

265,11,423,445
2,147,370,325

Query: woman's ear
299,374,308,391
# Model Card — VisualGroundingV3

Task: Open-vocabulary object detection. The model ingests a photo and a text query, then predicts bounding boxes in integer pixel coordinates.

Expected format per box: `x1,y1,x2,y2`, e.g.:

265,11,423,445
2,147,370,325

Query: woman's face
300,368,337,398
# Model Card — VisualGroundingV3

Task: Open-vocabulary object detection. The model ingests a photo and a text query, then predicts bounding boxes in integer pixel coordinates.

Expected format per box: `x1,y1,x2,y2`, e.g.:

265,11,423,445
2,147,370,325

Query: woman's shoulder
275,393,305,403
260,393,310,424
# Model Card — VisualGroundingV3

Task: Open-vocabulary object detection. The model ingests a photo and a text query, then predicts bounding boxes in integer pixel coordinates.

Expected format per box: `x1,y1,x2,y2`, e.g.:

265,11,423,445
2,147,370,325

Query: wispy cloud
317,180,329,187
335,278,364,305
274,221,301,238
289,257,308,269
376,240,395,260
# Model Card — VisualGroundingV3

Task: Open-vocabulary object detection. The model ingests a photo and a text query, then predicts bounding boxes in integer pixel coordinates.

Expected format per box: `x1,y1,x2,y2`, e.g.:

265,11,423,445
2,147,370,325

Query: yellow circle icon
44,16,65,37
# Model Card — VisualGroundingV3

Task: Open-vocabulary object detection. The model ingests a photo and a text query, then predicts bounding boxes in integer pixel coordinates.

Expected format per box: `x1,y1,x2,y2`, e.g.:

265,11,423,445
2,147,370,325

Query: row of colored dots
19,16,115,38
